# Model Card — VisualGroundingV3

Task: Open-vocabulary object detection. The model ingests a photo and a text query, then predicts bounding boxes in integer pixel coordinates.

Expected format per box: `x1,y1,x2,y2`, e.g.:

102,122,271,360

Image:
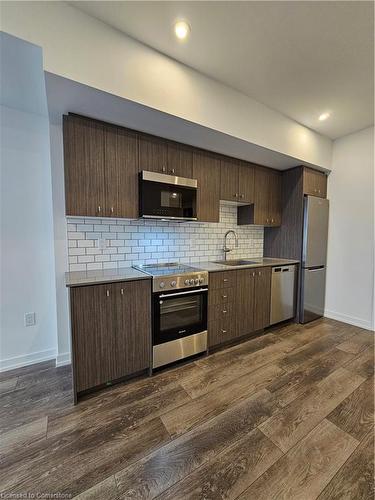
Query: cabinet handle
106,289,110,297
97,205,102,214
170,168,175,174
252,272,255,277
221,329,227,334
222,310,227,314
120,288,124,295
258,271,261,276
266,218,269,223
162,166,167,173
241,194,244,199
222,295,228,299
223,278,228,282
233,194,238,198
271,218,274,223
110,207,114,214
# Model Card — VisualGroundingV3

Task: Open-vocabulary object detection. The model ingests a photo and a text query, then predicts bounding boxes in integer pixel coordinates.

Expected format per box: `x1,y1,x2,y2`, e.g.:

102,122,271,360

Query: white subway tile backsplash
66,203,264,272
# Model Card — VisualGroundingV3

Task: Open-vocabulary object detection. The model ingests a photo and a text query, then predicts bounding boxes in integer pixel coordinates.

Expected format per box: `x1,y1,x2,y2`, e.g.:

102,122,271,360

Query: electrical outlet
97,238,107,250
24,312,36,327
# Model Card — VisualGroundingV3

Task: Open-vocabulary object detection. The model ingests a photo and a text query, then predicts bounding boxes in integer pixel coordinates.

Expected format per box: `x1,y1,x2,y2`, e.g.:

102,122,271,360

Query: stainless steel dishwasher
270,265,297,325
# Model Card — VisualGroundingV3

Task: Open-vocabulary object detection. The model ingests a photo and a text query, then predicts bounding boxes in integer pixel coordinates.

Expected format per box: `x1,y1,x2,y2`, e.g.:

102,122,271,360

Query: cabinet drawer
209,271,236,290
208,319,236,347
209,302,234,322
209,287,235,305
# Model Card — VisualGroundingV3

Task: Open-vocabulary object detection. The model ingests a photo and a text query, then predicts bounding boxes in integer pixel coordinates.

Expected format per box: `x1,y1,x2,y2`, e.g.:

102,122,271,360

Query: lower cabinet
70,279,151,397
208,267,271,348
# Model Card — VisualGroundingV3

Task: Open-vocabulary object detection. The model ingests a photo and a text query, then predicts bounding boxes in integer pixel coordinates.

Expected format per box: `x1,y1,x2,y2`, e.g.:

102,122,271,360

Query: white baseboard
0,348,57,373
56,352,71,367
324,309,374,331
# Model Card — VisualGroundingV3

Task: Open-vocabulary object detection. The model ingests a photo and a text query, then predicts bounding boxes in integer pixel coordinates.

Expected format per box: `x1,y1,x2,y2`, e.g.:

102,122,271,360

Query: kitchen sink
214,259,260,266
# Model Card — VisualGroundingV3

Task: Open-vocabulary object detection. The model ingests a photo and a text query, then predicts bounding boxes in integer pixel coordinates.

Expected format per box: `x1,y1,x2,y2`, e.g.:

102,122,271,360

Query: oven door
153,288,208,345
139,171,197,220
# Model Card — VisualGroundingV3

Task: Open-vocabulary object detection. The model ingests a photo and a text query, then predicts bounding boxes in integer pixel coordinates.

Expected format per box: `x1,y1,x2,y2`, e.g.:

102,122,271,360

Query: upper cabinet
238,166,282,226
166,141,193,178
105,125,139,219
220,158,254,203
193,150,221,223
138,134,168,174
138,134,193,178
64,115,139,218
303,167,327,198
63,114,284,226
63,115,106,217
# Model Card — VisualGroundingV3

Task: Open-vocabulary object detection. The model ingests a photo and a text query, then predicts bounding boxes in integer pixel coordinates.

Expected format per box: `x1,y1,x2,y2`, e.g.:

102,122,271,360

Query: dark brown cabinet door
253,267,271,331
63,115,105,217
268,170,282,226
167,142,193,178
193,150,221,222
70,283,115,392
139,133,168,173
253,166,270,225
303,167,327,198
238,163,255,203
111,280,151,380
220,157,239,202
235,269,255,337
105,125,139,218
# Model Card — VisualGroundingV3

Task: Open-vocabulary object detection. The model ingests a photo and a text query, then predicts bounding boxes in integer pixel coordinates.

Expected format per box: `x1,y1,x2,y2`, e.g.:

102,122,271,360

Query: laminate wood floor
1,318,374,499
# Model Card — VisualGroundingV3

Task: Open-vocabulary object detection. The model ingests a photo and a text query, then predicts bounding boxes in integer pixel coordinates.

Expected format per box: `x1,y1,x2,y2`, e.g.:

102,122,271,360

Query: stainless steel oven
153,286,208,368
139,170,197,221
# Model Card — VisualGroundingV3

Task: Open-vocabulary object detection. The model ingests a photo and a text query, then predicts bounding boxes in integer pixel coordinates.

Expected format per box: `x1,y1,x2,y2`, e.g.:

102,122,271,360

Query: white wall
325,126,374,330
0,1,332,169
0,33,58,370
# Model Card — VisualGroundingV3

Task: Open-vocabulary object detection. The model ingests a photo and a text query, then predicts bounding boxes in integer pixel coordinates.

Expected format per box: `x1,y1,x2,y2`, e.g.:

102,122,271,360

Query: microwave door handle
159,288,208,298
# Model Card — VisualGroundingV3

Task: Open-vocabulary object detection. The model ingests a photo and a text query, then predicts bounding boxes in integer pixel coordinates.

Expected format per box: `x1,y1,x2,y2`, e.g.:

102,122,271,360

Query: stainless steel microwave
139,171,197,221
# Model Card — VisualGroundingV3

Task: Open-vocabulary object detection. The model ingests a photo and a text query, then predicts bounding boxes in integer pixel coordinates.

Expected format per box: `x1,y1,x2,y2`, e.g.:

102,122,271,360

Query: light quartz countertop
192,258,299,273
65,267,151,287
65,258,299,287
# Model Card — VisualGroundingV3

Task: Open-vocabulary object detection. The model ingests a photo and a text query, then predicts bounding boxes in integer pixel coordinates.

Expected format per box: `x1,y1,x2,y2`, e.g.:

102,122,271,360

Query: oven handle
159,287,208,298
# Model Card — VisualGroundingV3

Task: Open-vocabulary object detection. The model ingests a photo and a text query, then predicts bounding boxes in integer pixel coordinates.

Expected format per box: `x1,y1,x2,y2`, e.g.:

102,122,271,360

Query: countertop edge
65,273,151,288
193,259,300,273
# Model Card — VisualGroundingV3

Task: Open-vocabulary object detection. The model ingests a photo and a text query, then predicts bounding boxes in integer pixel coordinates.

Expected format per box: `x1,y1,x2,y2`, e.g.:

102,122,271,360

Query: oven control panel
153,272,208,292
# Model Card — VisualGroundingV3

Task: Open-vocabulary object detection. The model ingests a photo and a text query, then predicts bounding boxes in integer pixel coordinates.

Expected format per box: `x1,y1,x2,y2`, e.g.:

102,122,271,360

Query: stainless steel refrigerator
300,196,329,323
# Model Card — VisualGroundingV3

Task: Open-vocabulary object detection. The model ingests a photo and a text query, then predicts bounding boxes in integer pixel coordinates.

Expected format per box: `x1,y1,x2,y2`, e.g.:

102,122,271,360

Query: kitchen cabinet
235,268,255,337
167,142,193,178
111,280,151,381
238,163,255,203
253,267,271,330
63,115,140,218
138,133,168,174
208,271,237,347
193,150,221,222
220,158,254,203
63,114,284,224
236,267,271,335
237,166,282,226
70,279,151,399
63,115,106,217
105,125,139,219
208,266,272,348
303,167,327,198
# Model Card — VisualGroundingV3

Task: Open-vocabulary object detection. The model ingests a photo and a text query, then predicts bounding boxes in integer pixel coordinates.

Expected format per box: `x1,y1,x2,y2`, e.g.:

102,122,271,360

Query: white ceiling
71,1,374,140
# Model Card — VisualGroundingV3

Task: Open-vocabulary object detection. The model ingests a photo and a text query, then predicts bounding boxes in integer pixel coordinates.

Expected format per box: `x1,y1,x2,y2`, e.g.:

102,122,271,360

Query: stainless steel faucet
223,230,239,260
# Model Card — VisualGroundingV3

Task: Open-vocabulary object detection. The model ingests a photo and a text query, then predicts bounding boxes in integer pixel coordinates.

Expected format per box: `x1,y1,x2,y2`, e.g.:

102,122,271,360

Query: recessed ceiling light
174,20,191,40
318,112,330,121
